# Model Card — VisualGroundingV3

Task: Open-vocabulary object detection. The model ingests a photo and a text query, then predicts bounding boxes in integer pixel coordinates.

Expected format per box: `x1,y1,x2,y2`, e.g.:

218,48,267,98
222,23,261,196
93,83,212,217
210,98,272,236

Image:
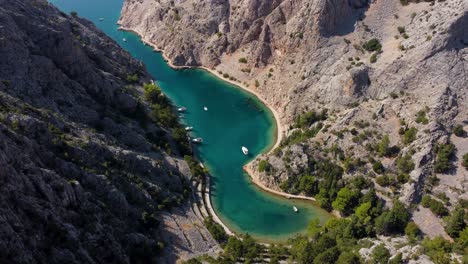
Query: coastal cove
50,0,331,241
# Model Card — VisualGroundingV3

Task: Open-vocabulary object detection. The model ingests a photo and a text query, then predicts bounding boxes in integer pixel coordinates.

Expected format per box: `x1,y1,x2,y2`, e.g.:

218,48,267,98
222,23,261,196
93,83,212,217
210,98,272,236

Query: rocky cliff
120,0,468,252
0,0,218,263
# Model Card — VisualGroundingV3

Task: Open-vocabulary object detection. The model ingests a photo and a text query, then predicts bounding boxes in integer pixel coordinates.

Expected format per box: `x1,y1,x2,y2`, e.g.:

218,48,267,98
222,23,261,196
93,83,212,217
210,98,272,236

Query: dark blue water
49,0,329,240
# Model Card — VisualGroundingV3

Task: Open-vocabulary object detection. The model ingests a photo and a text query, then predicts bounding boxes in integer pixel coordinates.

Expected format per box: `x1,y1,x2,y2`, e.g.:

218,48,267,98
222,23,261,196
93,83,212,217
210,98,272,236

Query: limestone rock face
0,0,216,263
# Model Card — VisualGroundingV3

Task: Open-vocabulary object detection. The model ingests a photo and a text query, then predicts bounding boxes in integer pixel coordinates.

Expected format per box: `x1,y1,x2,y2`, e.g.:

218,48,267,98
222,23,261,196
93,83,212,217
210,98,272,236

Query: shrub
463,153,468,168
434,143,456,173
453,124,466,137
396,154,415,174
373,161,385,174
294,110,327,129
370,53,378,63
377,135,390,156
376,175,390,187
126,74,139,83
332,187,360,215
204,217,227,244
70,11,78,17
405,221,421,241
258,159,271,173
372,244,390,264
421,195,448,216
421,237,452,263
403,127,417,145
415,110,429,124
238,57,247,63
445,207,466,238
362,38,382,52
397,26,406,34
375,201,410,235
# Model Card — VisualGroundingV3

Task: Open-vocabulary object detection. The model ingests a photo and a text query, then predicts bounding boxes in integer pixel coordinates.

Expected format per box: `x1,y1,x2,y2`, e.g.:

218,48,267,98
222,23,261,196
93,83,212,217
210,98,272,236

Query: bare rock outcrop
0,0,218,263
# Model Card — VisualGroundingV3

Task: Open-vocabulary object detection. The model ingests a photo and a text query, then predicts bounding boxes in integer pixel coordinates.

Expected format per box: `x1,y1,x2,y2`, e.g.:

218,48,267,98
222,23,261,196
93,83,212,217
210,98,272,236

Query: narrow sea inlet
50,0,330,240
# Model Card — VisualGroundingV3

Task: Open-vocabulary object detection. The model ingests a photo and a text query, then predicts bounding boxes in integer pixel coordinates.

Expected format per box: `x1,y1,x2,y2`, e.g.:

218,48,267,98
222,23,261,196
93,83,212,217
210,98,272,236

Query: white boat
99,18,104,21
185,126,193,131
123,38,127,42
199,163,205,168
242,146,249,155
203,106,208,111
293,206,298,212
192,138,203,143
177,107,187,112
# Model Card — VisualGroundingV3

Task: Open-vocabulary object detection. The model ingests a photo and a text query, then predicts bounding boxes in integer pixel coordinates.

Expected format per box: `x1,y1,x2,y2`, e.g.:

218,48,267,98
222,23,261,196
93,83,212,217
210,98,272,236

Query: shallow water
50,0,330,241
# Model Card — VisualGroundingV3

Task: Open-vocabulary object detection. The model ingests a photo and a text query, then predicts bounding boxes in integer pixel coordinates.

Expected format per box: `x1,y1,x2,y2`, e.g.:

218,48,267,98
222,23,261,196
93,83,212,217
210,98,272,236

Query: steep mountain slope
0,0,217,263
119,0,468,260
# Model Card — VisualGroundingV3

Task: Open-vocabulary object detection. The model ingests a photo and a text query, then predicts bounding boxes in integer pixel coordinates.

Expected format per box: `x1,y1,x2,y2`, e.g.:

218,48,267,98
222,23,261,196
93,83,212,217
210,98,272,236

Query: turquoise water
50,0,330,240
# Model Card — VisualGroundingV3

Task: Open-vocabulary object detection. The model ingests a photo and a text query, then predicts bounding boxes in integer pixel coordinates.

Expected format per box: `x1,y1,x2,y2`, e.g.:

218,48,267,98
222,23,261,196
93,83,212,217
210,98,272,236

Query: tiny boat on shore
178,107,187,112
185,126,193,131
192,138,203,143
293,206,298,212
203,106,208,111
242,146,249,155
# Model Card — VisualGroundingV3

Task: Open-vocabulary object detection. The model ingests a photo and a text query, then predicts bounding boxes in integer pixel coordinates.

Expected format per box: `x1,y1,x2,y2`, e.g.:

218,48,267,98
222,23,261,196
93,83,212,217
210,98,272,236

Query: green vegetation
421,237,452,264
421,195,448,216
453,124,466,137
372,244,390,264
184,155,206,180
405,221,421,242
204,217,228,244
434,143,456,173
293,109,327,129
258,159,272,173
463,153,468,168
415,109,429,124
375,201,410,235
396,154,415,174
332,187,360,215
372,161,384,174
397,26,406,34
376,135,399,157
279,110,327,147
362,38,382,52
281,159,343,210
445,206,466,238
238,57,247,63
402,127,417,145
280,124,323,147
70,11,78,17
142,83,190,154
370,52,378,63
223,234,263,263
126,74,139,83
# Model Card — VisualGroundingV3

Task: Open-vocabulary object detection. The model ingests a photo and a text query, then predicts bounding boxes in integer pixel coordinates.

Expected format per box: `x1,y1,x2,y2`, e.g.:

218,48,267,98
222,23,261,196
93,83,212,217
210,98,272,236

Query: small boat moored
293,206,298,212
241,146,249,155
178,107,187,112
99,18,104,21
192,138,203,143
185,126,193,131
122,38,127,42
203,106,208,111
